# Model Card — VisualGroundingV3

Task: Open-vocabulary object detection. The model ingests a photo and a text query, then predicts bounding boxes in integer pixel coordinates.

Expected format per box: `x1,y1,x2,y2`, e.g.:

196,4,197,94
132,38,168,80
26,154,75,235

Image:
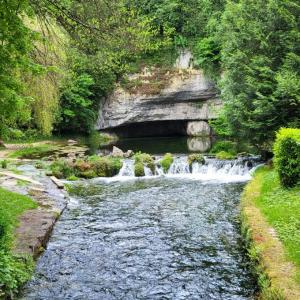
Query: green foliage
210,141,237,155
134,162,145,177
50,159,74,179
9,144,59,159
193,36,221,79
187,153,205,166
50,156,123,179
273,128,300,188
0,187,37,297
134,152,155,174
0,1,37,138
87,156,123,177
216,0,300,146
1,160,8,169
160,153,174,173
58,73,95,133
215,151,236,160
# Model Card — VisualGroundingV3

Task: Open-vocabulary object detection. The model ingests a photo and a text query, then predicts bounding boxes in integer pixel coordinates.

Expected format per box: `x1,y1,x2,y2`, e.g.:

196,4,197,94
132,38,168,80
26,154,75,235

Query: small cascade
113,155,261,182
118,159,135,177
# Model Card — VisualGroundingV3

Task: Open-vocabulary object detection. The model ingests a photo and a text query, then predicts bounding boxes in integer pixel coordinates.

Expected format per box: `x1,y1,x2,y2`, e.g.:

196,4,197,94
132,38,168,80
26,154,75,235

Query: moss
160,153,174,173
50,156,123,179
188,153,205,166
134,162,145,177
88,156,123,177
134,152,155,174
66,175,79,181
9,144,59,159
215,151,236,160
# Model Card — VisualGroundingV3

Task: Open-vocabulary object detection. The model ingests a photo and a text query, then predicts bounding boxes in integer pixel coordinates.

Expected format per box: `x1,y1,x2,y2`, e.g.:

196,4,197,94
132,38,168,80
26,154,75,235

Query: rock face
96,52,222,137
186,121,211,136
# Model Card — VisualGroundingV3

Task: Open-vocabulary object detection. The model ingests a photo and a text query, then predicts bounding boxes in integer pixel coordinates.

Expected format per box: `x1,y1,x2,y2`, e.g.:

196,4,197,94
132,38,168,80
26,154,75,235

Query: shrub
210,140,237,155
134,152,155,174
160,153,174,173
215,151,236,160
88,156,122,177
134,162,145,177
273,128,300,188
188,154,205,166
1,160,8,169
50,160,74,179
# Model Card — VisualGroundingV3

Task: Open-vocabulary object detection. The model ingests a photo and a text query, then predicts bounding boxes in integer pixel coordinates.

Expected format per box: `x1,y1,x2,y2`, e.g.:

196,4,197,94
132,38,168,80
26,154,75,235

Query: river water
22,157,258,299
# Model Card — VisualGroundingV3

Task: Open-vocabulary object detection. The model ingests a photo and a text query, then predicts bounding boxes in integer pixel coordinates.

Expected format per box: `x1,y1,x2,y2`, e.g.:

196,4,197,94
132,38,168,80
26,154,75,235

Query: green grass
9,144,59,159
0,187,38,297
254,167,300,283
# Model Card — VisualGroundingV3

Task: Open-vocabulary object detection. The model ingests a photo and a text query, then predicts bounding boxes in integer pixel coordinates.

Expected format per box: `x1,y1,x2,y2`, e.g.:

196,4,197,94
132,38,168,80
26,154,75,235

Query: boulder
0,140,6,148
112,146,124,157
67,139,77,145
124,150,134,158
186,121,211,137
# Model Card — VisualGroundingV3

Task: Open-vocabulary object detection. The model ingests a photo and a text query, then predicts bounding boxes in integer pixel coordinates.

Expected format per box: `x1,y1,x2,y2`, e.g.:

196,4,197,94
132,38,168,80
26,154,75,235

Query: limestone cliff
96,51,222,137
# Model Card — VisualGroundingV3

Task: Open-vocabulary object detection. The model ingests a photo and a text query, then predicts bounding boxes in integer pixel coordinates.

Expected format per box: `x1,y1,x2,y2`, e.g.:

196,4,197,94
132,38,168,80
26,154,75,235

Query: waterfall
110,156,261,183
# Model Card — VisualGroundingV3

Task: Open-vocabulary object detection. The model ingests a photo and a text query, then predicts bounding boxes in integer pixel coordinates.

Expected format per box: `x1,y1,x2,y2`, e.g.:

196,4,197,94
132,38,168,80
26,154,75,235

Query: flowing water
22,157,259,299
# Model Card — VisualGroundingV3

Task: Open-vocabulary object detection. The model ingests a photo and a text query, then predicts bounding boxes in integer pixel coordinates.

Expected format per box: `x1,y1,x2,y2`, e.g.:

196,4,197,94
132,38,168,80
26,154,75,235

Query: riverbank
241,166,300,299
0,161,69,298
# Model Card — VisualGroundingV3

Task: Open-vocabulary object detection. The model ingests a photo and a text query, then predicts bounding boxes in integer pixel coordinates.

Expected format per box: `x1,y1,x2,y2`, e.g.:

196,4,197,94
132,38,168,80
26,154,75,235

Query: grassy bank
0,188,37,298
241,166,300,299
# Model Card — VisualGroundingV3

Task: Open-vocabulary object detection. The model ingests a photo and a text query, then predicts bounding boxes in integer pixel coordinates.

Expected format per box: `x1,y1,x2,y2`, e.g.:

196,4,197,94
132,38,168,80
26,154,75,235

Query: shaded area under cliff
103,120,188,138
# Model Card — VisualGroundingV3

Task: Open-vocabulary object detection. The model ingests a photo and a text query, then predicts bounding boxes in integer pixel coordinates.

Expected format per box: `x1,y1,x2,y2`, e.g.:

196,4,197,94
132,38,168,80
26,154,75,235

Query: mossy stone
134,162,145,177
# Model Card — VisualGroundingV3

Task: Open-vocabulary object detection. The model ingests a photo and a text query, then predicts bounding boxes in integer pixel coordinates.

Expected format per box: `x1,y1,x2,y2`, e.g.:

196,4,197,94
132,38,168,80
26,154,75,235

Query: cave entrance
106,120,188,138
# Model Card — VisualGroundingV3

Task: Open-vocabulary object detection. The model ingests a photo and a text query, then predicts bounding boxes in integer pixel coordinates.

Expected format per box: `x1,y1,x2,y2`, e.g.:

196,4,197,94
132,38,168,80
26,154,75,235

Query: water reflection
187,137,212,152
101,136,214,154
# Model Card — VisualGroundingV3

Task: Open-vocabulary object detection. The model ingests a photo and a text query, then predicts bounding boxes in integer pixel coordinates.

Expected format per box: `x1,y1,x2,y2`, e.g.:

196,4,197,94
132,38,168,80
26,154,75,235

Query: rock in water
124,150,133,158
67,139,77,145
186,121,211,137
112,146,124,157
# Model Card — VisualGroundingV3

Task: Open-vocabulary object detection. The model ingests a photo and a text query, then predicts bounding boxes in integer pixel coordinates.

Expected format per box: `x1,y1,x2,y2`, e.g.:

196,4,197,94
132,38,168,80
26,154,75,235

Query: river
22,154,258,299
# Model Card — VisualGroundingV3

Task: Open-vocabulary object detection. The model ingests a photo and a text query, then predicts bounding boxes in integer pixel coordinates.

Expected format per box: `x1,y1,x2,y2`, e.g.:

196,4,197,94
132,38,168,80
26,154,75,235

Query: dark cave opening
104,120,188,138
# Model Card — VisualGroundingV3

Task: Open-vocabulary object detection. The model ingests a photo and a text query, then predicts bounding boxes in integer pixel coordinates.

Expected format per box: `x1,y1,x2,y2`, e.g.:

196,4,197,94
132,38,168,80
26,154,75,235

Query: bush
88,156,122,177
215,151,236,160
210,140,237,155
160,153,174,173
273,128,300,188
50,160,74,179
51,156,123,179
134,152,155,174
134,162,145,177
1,160,8,169
188,154,205,166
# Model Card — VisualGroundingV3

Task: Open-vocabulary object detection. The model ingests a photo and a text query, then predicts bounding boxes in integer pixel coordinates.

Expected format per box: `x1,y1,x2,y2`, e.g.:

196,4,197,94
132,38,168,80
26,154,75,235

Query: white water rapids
101,156,261,183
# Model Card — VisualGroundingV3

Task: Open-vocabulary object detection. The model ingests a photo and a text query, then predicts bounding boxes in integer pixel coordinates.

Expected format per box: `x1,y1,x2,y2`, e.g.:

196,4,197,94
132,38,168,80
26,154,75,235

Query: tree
0,0,36,138
215,0,300,148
